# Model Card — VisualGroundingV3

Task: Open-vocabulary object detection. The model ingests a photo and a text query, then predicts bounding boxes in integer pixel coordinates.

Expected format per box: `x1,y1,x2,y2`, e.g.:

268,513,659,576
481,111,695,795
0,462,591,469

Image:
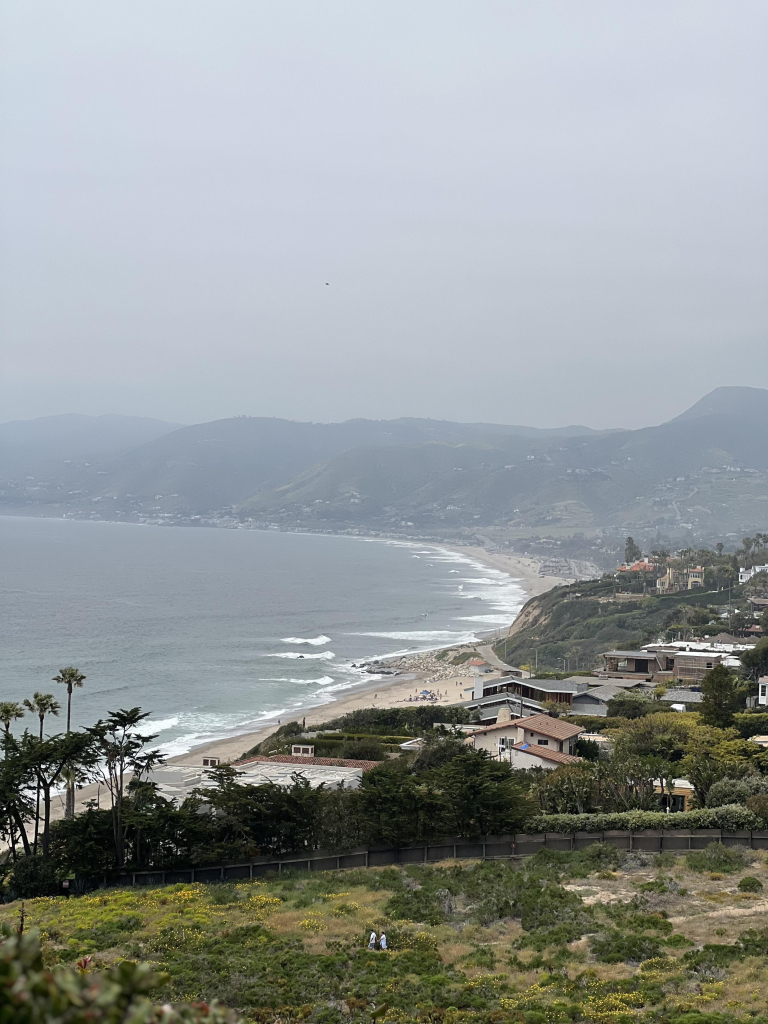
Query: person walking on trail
368,930,376,950
379,932,387,951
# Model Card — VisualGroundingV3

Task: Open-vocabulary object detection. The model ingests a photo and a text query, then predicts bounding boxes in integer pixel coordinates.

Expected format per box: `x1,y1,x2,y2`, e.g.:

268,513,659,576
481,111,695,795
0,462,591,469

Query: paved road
477,643,511,672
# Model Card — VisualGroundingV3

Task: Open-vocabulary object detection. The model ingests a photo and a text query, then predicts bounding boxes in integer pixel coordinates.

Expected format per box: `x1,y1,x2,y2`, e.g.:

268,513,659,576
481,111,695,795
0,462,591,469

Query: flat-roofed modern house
598,644,739,684
465,712,584,761
465,674,591,708
598,650,662,681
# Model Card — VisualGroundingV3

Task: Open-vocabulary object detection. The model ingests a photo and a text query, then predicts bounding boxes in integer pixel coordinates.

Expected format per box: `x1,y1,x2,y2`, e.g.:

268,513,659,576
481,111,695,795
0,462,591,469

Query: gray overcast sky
1,2,766,430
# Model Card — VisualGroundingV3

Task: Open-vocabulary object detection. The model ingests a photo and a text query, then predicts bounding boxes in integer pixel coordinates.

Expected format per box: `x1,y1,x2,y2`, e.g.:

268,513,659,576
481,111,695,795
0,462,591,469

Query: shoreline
2,515,569,771
170,544,570,766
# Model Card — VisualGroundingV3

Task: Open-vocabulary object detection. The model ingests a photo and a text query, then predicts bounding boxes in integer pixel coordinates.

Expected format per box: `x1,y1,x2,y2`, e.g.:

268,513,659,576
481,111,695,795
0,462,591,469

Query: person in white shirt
368,930,376,950
379,932,387,951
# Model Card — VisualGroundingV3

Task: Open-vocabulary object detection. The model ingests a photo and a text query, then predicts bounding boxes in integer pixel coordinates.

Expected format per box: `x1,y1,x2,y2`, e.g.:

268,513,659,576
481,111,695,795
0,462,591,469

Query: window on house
537,739,548,746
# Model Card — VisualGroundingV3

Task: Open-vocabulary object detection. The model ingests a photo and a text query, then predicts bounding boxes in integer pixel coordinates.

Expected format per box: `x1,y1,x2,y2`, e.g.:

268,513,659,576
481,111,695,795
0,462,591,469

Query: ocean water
0,517,526,755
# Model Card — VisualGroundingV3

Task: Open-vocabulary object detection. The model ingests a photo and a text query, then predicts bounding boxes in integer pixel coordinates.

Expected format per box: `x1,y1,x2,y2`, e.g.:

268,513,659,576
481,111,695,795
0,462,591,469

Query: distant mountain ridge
238,387,768,539
2,389,767,543
0,414,606,511
669,386,768,424
0,414,180,478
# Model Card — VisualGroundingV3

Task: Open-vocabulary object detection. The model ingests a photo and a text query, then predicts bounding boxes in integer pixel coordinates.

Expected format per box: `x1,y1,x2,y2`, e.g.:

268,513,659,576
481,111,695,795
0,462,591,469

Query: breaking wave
269,651,336,660
280,635,331,645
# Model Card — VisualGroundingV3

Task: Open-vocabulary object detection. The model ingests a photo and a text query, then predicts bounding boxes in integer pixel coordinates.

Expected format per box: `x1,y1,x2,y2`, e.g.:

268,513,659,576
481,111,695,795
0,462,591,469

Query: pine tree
699,664,742,728
624,537,642,564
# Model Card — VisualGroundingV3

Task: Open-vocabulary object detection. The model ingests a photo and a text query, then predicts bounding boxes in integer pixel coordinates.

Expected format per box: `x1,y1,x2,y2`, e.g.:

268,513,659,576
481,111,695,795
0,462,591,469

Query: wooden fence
75,827,768,892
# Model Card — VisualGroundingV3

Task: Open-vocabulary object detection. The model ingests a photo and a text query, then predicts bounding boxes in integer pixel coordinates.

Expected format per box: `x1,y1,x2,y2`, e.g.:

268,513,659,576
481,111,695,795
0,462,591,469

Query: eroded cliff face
506,591,551,639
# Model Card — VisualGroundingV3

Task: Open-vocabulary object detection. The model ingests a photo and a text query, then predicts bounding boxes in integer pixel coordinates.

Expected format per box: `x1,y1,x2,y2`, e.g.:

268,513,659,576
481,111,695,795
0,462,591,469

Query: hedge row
525,804,762,834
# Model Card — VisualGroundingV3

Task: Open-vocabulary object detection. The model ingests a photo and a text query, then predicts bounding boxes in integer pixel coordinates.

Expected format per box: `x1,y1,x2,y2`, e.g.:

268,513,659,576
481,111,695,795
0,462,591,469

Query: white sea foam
457,614,511,624
143,534,527,758
259,676,335,685
280,635,331,645
269,651,336,660
350,630,473,642
146,715,180,732
158,732,206,757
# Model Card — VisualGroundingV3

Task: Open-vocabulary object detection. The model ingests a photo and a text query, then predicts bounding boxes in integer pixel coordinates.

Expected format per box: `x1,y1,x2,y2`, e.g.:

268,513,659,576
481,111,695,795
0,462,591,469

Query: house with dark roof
570,683,640,716
464,674,591,710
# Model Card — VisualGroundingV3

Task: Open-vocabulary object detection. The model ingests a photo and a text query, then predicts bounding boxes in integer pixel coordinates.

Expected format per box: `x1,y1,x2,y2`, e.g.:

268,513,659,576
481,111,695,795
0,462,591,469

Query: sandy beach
168,545,570,767
445,545,573,597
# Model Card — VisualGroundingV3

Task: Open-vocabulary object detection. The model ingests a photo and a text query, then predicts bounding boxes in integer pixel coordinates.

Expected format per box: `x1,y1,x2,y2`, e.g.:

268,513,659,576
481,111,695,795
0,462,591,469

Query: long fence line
76,827,768,892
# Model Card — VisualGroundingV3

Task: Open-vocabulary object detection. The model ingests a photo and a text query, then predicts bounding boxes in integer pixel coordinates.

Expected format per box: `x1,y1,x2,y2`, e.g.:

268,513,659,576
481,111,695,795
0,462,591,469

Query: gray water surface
0,518,525,754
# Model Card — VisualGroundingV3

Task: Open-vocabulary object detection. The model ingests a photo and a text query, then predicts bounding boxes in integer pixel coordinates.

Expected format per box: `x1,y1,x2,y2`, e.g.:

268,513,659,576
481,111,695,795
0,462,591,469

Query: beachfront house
465,711,584,762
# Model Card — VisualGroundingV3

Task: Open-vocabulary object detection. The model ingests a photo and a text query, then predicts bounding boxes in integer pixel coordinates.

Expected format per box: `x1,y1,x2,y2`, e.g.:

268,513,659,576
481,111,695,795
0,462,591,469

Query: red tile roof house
464,712,584,770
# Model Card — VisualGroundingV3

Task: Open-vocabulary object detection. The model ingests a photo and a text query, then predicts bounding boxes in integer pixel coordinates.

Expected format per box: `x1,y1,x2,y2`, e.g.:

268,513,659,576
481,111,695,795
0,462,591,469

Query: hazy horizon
1,382,745,434
2,2,766,430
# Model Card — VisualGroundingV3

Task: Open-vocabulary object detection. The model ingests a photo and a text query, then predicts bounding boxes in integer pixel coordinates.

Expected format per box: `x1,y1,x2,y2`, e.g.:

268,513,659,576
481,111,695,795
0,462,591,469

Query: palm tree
53,667,86,819
743,537,754,566
53,667,85,733
23,692,61,855
0,701,24,736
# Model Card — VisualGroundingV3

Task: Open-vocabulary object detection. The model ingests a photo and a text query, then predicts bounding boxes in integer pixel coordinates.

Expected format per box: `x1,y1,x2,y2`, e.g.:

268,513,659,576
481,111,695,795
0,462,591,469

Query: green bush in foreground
0,926,238,1023
685,842,754,874
738,875,764,892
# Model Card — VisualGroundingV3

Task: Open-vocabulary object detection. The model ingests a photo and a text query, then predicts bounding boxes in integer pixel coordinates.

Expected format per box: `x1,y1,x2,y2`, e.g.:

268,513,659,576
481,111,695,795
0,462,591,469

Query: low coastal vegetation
7,844,768,1023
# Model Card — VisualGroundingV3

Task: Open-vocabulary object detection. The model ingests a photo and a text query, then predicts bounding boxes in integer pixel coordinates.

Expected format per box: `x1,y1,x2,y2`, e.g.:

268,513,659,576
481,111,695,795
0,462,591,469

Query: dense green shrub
746,793,768,822
734,712,768,739
606,694,655,719
707,776,768,807
339,738,386,761
685,842,753,874
706,779,751,807
526,805,761,834
590,930,663,963
738,876,763,892
9,856,62,899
